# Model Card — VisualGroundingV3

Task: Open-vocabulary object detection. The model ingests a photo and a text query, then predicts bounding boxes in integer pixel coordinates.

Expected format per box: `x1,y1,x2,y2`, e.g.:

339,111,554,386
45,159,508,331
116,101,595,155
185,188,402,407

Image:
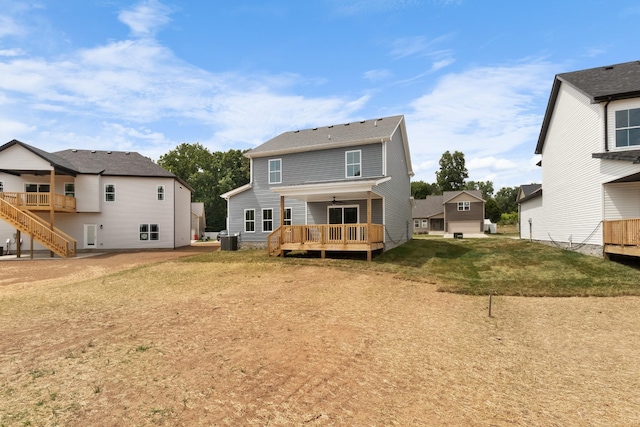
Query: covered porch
268,178,388,261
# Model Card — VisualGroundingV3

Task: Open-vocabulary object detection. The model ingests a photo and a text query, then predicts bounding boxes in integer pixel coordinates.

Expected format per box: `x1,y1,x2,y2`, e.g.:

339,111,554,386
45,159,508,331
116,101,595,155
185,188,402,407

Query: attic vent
360,120,365,123
374,121,377,127
605,66,614,70
312,127,318,130
328,135,331,140
328,125,334,128
294,130,300,133
107,151,112,154
91,150,96,153
125,152,130,155
71,149,77,152
344,123,350,126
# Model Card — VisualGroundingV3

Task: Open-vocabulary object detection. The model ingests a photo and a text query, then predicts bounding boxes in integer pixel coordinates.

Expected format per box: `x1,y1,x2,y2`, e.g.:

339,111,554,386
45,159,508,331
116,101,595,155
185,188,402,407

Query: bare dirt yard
1,249,640,426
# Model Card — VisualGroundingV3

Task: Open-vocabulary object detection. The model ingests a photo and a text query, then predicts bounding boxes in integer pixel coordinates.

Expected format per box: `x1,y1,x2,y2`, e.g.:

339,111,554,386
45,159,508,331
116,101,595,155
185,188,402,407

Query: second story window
346,150,361,178
105,184,116,202
157,185,164,201
269,159,282,184
65,183,75,197
616,108,640,147
457,201,470,211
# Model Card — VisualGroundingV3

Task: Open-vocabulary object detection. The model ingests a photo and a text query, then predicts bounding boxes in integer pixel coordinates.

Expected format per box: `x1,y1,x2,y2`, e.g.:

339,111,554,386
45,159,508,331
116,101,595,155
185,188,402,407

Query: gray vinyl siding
444,202,484,221
371,129,412,250
227,186,306,242
306,199,383,225
254,143,383,185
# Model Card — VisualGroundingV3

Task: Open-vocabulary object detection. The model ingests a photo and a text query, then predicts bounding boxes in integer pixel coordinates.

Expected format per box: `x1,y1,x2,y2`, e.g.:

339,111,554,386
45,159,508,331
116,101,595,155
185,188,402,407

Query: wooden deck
0,192,76,212
603,218,640,257
0,192,77,258
267,224,384,261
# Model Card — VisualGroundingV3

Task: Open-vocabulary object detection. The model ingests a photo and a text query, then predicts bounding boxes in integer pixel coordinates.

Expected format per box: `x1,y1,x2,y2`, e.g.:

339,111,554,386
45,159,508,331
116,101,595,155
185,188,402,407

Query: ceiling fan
331,196,345,205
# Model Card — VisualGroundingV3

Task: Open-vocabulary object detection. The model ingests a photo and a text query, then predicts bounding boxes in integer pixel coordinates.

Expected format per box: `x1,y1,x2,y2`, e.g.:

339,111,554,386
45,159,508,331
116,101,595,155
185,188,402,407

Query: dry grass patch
1,254,640,426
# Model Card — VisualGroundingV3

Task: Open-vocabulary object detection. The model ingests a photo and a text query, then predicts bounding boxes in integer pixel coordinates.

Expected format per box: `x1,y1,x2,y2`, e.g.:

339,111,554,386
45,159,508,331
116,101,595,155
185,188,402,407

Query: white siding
75,174,101,212
0,144,52,170
538,86,640,247
519,196,543,240
604,183,640,219
174,180,192,248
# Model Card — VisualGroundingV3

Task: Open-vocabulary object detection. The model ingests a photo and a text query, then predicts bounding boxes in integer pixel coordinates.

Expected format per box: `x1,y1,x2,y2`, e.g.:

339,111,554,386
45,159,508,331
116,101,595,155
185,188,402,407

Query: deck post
16,229,21,258
50,170,55,258
280,195,285,257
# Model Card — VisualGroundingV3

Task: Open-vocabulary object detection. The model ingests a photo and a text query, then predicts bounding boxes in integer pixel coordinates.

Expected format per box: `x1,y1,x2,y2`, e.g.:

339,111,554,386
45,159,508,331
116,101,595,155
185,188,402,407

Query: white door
84,224,97,249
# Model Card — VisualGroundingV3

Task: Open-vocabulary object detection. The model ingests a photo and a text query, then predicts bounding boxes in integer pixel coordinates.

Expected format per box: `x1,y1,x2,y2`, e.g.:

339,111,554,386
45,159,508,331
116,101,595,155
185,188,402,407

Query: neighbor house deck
603,218,640,257
268,224,384,261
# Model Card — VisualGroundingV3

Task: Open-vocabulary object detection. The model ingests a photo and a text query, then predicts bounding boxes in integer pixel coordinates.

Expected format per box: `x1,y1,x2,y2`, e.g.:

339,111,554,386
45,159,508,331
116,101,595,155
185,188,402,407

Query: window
269,159,282,184
414,219,420,228
64,183,75,197
245,209,255,232
139,224,159,241
422,219,428,228
105,184,116,202
346,150,361,178
157,185,164,201
0,181,3,193
25,184,49,192
457,201,470,211
284,208,292,226
262,209,273,232
616,108,640,147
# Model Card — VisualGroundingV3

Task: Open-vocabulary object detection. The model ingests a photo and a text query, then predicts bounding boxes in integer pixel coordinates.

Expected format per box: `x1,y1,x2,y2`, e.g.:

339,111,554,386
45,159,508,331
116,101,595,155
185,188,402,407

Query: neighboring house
413,190,485,236
516,184,542,241
524,60,640,257
0,140,193,257
221,115,414,260
191,202,206,240
412,195,445,234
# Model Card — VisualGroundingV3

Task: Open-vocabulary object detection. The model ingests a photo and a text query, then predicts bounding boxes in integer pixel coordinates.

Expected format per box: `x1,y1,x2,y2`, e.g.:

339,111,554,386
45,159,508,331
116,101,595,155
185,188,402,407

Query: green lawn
187,235,640,297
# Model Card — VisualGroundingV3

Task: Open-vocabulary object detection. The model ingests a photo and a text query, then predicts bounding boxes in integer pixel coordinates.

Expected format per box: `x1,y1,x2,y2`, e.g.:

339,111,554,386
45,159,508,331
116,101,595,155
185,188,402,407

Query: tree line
158,143,250,232
411,150,519,224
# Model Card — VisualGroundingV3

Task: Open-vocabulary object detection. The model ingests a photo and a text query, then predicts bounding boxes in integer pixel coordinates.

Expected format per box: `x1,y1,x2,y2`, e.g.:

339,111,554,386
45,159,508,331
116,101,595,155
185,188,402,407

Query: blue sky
1,0,639,190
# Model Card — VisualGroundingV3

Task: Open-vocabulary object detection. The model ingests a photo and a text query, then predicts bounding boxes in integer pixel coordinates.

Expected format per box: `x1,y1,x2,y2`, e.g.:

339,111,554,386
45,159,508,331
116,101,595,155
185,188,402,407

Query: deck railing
0,192,76,211
0,197,76,257
267,223,384,256
603,218,640,246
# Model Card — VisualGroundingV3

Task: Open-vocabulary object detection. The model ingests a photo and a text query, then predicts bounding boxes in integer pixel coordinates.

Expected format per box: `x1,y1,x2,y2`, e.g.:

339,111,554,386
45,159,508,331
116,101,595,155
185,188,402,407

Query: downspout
604,98,612,152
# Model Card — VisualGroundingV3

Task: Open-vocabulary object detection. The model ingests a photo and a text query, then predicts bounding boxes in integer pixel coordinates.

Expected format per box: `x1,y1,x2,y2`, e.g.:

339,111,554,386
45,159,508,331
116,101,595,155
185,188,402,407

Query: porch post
280,195,285,257
50,170,55,257
16,229,21,258
367,191,372,262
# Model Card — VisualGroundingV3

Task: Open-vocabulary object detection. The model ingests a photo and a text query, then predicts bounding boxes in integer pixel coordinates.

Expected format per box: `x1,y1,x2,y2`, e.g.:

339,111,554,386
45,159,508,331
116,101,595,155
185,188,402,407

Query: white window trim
139,223,160,241
262,208,274,232
269,158,282,184
326,204,360,224
457,201,470,211
64,182,75,197
105,184,116,202
345,150,362,178
422,219,428,228
157,185,165,201
284,207,292,226
25,183,50,193
614,107,640,148
244,209,256,233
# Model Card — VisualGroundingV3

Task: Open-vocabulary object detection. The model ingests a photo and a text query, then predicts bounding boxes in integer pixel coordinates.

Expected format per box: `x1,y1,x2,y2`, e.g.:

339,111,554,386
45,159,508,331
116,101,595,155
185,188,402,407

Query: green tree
411,180,441,199
435,151,468,191
495,186,519,215
484,198,501,223
465,180,494,200
158,144,250,232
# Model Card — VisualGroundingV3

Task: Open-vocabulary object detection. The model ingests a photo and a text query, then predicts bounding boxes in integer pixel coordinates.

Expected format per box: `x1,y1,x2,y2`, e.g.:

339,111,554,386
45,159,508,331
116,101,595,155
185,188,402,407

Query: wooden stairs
0,196,77,258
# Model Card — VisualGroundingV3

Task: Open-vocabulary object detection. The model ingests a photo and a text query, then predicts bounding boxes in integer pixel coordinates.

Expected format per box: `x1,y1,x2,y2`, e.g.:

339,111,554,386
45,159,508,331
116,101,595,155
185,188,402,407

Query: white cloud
406,60,553,188
363,69,392,82
118,0,173,37
0,48,24,56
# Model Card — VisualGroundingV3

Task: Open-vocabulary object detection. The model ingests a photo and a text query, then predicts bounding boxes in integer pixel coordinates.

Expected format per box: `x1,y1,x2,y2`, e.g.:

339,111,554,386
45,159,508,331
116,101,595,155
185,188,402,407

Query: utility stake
488,289,493,317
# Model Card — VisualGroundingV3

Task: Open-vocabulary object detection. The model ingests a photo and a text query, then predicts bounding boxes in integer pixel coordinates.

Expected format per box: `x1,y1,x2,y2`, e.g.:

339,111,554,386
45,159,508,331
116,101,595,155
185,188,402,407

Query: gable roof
536,60,640,154
246,115,414,176
0,139,191,189
517,183,542,203
442,190,484,203
412,195,444,218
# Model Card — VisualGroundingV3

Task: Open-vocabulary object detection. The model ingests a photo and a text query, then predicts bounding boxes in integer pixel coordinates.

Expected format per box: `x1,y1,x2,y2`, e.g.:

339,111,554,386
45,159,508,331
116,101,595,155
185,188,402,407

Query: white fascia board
271,177,391,198
246,137,388,159
220,183,252,199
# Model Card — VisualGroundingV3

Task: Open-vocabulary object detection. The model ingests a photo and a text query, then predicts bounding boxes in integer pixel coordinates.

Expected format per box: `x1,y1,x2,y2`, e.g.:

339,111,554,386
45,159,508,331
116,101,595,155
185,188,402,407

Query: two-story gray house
221,115,414,260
